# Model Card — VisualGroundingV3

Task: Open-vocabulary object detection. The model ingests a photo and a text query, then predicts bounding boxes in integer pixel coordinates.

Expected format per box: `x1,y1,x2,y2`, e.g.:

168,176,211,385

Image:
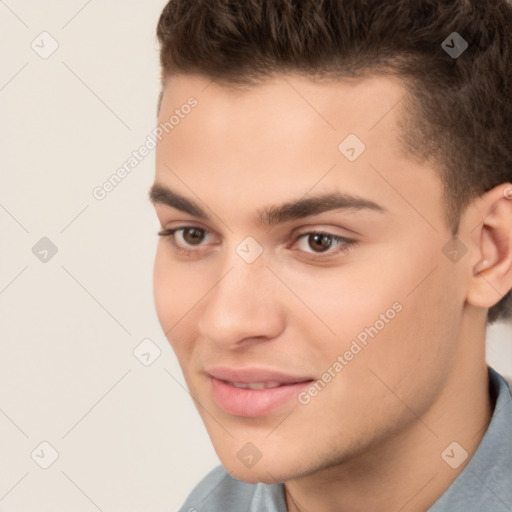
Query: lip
206,366,313,384
206,366,314,417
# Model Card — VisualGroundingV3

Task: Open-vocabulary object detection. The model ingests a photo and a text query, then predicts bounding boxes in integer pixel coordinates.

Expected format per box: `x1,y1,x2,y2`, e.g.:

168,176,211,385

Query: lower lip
209,377,313,417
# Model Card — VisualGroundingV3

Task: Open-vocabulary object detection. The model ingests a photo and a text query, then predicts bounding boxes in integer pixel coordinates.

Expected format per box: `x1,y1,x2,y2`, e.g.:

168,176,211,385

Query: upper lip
206,366,314,384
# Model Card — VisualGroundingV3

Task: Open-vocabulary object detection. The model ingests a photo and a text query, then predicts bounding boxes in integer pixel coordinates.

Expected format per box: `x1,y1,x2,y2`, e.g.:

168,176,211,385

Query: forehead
156,73,407,169
158,72,408,137
158,75,412,169
153,73,441,229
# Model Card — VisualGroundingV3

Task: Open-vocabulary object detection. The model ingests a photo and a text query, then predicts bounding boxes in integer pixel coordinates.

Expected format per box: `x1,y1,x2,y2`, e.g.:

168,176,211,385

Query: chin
218,448,315,485
224,462,290,485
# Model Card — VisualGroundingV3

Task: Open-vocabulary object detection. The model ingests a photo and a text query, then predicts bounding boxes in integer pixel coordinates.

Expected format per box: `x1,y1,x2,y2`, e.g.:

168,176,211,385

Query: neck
285,318,493,512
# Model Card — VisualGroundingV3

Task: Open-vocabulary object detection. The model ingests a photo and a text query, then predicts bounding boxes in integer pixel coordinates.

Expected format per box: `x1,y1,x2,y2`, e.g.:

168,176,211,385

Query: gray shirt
179,367,512,511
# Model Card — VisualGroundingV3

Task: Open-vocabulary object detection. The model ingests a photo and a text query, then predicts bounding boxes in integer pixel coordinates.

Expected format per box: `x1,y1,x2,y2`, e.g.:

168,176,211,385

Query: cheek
339,266,462,413
152,246,201,336
277,256,407,351
287,237,458,376
152,247,173,329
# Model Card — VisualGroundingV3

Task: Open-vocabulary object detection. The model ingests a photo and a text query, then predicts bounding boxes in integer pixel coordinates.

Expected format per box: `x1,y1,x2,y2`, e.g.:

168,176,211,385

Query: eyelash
157,226,358,260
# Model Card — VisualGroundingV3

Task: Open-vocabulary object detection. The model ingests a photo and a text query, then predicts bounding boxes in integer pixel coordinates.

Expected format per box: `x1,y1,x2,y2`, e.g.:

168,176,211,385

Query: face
151,73,470,483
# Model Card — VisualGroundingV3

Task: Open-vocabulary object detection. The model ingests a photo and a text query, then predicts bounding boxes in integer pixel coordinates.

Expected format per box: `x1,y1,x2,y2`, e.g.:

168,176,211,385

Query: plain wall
0,2,511,511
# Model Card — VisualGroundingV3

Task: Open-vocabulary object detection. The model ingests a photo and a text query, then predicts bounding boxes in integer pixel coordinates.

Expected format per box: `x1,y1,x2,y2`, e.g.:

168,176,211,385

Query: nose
197,257,286,349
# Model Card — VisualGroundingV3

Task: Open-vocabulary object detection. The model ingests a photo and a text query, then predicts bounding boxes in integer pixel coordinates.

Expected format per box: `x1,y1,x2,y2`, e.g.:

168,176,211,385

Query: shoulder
177,465,286,512
505,377,512,395
429,367,512,511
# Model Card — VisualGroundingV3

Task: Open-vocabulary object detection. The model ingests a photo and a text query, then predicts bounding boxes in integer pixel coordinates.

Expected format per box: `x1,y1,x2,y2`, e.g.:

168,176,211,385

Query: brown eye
307,233,334,253
182,227,206,245
157,226,212,251
294,230,357,259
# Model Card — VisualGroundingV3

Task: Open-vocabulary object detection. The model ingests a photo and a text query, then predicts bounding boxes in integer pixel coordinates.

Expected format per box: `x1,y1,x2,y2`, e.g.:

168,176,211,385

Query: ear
464,183,512,310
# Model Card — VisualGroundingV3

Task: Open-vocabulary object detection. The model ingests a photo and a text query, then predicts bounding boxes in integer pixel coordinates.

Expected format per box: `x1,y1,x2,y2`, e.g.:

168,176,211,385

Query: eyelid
291,231,357,259
292,224,356,239
158,224,358,259
158,226,218,250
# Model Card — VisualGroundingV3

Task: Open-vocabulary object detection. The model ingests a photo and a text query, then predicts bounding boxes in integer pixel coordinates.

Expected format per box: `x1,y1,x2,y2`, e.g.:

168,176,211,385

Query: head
150,0,512,483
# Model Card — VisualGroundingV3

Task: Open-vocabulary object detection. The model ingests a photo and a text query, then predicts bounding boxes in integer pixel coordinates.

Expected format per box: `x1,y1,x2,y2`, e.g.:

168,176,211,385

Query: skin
150,73,512,512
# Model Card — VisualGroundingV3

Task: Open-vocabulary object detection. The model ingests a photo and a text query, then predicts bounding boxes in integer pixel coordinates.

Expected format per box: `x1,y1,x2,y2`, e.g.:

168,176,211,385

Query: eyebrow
148,183,386,226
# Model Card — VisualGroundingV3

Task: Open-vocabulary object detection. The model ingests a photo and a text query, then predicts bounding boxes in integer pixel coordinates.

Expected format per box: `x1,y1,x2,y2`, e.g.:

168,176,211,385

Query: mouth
206,367,315,417
228,381,292,390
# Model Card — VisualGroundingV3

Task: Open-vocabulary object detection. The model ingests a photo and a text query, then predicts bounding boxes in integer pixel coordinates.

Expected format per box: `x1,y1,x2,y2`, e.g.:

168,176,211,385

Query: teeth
231,381,282,390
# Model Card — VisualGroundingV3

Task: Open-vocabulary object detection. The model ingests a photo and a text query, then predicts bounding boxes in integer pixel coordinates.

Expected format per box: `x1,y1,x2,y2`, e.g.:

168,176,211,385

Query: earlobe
466,183,512,309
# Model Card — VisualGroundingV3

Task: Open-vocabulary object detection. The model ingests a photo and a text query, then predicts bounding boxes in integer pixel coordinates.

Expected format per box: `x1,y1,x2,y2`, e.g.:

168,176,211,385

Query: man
148,1,512,510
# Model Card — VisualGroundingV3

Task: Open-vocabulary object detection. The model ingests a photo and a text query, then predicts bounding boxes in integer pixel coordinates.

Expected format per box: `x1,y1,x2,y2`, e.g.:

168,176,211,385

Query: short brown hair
156,0,512,323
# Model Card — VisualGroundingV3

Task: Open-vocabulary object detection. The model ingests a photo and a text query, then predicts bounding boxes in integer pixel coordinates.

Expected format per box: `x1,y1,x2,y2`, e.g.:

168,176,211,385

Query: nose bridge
216,235,272,301
197,250,284,346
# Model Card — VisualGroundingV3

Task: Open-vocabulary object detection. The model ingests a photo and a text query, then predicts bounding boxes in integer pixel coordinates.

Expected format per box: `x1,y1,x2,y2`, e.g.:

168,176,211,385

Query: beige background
0,2,511,511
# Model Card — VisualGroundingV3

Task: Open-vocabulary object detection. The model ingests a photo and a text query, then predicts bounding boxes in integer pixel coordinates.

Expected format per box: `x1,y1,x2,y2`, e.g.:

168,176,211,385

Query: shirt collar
428,366,512,511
